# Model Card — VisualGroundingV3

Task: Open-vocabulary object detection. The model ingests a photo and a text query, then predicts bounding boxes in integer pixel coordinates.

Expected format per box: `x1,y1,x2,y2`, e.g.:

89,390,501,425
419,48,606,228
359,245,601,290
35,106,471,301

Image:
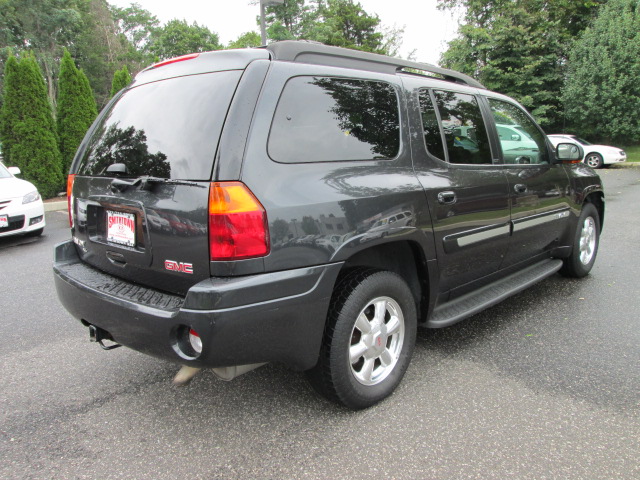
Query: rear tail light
208,182,270,260
67,174,76,227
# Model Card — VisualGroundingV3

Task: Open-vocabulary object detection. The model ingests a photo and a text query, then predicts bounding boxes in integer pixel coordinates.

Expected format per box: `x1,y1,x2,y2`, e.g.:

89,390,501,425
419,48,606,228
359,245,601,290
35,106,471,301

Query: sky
108,0,462,65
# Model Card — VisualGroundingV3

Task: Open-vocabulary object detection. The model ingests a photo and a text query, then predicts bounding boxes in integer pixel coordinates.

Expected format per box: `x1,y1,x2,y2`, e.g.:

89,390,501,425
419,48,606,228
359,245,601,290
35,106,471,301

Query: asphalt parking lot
1,166,638,479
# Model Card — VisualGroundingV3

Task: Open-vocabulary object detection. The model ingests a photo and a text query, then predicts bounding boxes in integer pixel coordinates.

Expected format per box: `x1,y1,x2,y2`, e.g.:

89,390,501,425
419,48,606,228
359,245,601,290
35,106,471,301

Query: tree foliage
0,0,85,108
148,19,223,60
57,48,97,173
263,0,400,55
228,31,262,49
563,0,640,144
110,2,159,52
110,65,131,97
73,0,130,108
1,53,63,197
438,0,604,130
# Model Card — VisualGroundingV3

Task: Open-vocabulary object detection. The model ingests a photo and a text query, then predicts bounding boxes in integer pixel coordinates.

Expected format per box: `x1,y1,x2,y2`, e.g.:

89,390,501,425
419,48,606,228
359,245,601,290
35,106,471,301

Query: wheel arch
584,191,605,231
338,240,431,324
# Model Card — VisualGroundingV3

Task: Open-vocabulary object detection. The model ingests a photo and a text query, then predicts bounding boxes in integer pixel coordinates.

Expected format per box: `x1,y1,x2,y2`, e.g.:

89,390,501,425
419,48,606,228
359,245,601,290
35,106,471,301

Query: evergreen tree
57,48,97,174
1,53,63,197
110,66,131,98
563,0,640,144
0,55,20,163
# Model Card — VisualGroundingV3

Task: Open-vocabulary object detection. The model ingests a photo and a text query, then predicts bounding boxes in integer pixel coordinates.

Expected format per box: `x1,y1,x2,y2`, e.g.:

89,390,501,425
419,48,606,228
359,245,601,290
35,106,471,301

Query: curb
44,201,67,212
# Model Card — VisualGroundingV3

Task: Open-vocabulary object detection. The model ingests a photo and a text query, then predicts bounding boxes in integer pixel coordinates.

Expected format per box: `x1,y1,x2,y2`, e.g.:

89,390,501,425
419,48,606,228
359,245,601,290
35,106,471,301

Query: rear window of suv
75,71,242,180
268,76,400,163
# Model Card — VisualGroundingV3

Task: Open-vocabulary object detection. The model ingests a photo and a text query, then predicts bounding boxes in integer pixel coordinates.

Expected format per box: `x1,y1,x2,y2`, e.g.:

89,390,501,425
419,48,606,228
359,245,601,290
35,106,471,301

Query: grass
622,145,640,162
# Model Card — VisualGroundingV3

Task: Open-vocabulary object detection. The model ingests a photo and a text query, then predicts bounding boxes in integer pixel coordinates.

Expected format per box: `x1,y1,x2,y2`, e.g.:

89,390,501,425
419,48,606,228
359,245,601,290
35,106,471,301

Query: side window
433,90,493,165
489,99,549,165
269,76,400,163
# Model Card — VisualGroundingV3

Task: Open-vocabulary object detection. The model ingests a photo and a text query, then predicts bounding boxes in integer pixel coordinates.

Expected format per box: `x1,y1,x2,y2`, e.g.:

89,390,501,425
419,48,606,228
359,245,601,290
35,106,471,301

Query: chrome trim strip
512,209,570,232
456,224,511,247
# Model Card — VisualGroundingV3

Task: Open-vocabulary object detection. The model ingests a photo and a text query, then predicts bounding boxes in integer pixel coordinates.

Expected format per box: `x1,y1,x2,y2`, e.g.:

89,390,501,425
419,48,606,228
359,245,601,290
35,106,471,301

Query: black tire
306,268,417,409
560,203,600,278
584,152,604,169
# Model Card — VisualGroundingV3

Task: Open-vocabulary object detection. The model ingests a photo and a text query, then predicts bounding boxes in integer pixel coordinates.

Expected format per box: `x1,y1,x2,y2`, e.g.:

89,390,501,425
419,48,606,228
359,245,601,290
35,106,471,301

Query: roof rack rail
265,40,485,89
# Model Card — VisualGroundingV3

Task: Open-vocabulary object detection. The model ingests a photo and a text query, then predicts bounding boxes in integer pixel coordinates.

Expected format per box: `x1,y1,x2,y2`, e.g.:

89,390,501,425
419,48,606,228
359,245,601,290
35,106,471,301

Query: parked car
54,42,603,409
548,134,626,168
0,163,45,238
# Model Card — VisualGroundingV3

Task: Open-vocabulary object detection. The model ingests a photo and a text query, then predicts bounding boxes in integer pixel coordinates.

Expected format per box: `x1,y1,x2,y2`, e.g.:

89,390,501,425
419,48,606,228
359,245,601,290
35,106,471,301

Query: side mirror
555,142,584,164
511,134,521,141
7,166,21,175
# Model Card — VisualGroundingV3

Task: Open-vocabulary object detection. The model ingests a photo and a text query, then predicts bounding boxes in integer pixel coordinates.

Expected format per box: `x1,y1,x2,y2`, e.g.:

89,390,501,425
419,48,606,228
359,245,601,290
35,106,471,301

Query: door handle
514,184,528,194
437,191,457,205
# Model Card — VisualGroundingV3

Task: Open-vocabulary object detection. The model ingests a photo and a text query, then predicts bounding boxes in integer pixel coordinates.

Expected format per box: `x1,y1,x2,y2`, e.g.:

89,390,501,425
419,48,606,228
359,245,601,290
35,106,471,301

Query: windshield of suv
75,70,242,180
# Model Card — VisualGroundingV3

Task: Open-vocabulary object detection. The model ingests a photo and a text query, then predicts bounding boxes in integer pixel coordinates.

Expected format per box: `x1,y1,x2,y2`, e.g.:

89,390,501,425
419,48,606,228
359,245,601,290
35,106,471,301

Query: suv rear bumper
53,241,342,370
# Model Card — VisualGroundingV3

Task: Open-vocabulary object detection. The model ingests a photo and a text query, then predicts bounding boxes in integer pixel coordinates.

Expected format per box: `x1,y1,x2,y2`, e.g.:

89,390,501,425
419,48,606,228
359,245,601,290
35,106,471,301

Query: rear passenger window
269,77,400,163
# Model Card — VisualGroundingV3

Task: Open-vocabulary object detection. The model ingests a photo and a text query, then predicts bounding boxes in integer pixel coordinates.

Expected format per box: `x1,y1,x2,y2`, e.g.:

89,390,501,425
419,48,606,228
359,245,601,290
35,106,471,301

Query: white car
548,134,626,168
496,124,541,164
0,163,45,237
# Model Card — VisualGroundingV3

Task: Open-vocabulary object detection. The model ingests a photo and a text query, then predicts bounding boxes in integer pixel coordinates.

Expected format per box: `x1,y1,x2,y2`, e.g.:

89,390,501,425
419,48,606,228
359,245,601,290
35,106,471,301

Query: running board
427,258,563,328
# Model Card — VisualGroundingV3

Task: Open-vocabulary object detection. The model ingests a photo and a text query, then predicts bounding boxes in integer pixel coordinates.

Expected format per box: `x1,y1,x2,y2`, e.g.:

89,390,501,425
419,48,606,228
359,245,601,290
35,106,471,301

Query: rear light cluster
208,182,270,261
67,174,76,227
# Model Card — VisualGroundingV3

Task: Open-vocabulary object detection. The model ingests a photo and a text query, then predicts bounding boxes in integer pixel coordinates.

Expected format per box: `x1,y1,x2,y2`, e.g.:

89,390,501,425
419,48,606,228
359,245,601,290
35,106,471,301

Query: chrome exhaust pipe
173,362,266,386
211,363,266,381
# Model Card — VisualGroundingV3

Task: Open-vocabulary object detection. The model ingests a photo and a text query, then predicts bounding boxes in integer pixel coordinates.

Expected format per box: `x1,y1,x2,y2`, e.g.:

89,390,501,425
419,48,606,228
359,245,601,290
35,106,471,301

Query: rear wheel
306,269,417,409
560,203,600,278
585,153,604,169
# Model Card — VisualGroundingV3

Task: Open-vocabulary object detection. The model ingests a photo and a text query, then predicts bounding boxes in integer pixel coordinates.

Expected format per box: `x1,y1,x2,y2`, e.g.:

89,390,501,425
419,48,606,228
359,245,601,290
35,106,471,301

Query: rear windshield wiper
109,176,205,193
140,176,205,189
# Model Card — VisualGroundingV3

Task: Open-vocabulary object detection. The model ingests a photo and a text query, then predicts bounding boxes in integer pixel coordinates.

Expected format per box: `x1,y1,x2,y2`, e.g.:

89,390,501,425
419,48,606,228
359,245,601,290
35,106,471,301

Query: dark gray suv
54,41,603,409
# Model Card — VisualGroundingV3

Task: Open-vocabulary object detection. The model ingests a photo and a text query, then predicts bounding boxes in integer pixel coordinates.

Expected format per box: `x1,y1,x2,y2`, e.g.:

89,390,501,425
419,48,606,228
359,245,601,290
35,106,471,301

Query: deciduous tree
228,31,262,49
262,0,401,55
148,20,223,60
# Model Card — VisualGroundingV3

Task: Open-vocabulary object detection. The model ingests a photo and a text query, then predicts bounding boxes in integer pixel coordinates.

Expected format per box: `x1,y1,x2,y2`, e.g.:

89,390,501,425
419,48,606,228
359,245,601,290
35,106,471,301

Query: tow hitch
88,324,122,350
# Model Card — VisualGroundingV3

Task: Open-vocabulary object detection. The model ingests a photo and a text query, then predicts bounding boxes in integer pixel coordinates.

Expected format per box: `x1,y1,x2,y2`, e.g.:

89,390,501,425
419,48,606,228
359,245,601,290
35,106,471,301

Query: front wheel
560,203,600,278
585,153,604,169
306,269,417,409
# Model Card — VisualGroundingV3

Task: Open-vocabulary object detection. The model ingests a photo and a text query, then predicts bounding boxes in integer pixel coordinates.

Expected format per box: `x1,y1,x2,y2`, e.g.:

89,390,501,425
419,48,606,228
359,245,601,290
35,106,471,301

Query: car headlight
23,191,41,204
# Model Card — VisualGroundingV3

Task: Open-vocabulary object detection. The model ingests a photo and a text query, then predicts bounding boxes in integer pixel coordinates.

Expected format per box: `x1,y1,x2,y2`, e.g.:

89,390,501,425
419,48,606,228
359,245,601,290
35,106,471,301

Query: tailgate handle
106,251,127,266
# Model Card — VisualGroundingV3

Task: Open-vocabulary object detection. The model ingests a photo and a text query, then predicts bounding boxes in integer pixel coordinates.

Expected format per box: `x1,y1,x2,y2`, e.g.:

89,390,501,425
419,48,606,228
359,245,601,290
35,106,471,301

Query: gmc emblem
165,260,194,274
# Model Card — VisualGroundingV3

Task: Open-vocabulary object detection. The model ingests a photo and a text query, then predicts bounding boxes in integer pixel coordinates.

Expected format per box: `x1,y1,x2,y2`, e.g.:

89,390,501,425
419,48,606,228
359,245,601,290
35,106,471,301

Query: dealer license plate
106,210,136,247
0,215,8,228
